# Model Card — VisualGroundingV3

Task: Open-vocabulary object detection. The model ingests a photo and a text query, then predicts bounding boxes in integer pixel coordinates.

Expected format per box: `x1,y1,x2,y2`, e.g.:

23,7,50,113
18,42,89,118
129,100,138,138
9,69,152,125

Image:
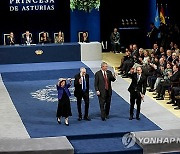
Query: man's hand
96,91,100,96
79,78,82,84
140,93,144,102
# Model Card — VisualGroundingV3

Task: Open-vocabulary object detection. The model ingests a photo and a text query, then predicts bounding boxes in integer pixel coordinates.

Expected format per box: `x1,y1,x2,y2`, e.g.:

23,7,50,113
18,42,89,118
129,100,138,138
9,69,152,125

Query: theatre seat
3,34,10,45
22,32,32,39
78,31,88,42
54,32,64,43
39,31,49,43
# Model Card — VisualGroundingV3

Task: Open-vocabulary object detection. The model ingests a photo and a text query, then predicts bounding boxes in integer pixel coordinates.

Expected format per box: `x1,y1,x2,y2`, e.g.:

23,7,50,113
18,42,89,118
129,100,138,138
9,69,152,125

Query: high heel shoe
65,118,69,126
57,117,61,124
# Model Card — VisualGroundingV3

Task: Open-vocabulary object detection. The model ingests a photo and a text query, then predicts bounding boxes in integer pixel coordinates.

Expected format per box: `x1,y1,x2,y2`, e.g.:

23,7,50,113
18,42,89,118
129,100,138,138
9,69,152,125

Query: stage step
67,133,143,154
133,129,180,154
0,136,74,154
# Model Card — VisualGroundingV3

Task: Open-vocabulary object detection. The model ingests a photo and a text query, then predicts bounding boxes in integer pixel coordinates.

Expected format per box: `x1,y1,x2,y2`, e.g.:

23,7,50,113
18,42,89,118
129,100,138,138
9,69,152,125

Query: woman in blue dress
56,78,72,126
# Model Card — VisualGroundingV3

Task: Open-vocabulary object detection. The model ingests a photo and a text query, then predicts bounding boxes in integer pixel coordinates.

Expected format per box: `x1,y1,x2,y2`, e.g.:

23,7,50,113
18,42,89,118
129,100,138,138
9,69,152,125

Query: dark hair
58,79,66,86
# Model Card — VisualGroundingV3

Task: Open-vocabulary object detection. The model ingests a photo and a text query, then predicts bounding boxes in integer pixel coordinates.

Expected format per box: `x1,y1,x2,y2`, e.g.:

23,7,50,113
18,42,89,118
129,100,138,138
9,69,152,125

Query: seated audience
154,64,180,100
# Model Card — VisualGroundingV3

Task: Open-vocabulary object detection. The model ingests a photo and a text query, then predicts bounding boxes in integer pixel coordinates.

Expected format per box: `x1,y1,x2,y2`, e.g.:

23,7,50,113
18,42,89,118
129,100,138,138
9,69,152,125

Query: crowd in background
118,21,180,110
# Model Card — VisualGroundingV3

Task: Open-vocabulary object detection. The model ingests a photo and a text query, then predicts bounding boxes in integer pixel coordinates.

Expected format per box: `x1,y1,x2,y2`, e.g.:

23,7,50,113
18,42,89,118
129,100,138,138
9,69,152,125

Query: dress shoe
84,116,91,121
156,97,164,100
174,107,180,110
106,115,109,119
136,117,140,120
172,103,178,106
129,116,133,120
167,100,173,104
148,89,155,92
101,117,106,121
65,118,69,126
57,118,61,124
153,96,160,98
78,117,82,121
122,75,128,78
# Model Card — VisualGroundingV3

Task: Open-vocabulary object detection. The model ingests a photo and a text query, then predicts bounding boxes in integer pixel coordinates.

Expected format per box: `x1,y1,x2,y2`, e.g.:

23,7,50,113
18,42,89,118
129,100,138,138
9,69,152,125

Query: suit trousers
76,91,89,118
98,90,111,119
130,92,141,117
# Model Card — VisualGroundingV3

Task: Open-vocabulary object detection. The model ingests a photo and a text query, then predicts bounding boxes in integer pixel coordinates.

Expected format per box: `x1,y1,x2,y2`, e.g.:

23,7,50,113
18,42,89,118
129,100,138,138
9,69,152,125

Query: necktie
104,71,108,90
82,76,86,91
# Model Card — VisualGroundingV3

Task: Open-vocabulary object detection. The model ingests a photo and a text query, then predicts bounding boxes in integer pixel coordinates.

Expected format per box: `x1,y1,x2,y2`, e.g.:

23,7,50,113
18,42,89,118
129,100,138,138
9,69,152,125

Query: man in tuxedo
128,66,147,120
94,62,116,121
74,67,91,121
22,30,33,45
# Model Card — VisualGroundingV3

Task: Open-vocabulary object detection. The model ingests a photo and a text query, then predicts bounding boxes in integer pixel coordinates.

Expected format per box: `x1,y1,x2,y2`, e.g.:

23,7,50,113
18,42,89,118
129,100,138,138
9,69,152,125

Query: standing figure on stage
110,27,120,53
74,67,91,121
56,78,72,126
6,32,16,45
128,66,147,120
22,30,33,45
94,62,116,121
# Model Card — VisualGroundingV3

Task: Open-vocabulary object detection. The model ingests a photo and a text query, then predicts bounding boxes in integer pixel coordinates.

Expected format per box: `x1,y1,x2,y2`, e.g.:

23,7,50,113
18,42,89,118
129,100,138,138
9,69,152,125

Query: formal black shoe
101,117,106,121
78,117,82,121
129,116,133,120
156,97,164,100
106,115,109,119
172,103,178,106
148,89,155,92
174,107,180,110
57,118,61,124
136,117,140,120
84,117,91,121
167,101,173,104
153,96,160,98
122,75,128,78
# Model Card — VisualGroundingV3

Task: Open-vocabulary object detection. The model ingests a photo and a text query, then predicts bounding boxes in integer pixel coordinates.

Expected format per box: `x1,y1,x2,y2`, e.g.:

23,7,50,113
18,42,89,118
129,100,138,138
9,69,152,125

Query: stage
0,42,102,64
1,60,180,153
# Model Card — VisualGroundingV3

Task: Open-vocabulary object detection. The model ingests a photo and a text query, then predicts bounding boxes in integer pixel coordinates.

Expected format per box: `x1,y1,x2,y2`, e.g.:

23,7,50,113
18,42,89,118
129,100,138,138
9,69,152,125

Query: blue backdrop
70,9,100,42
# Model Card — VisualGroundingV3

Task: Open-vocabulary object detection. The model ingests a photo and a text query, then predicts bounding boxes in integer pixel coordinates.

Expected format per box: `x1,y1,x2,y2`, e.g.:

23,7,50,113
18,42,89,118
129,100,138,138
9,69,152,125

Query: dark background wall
0,0,70,44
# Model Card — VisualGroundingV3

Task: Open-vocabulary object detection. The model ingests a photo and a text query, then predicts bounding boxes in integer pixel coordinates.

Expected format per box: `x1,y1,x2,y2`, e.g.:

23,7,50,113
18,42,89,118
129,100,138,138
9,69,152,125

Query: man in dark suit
94,62,116,121
22,30,33,45
128,66,147,120
74,67,91,121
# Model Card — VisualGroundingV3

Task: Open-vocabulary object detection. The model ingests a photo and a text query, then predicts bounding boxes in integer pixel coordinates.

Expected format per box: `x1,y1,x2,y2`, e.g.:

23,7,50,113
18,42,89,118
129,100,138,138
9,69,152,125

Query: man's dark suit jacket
74,73,89,97
6,37,15,45
128,73,147,95
94,70,116,97
22,36,33,44
170,71,180,83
